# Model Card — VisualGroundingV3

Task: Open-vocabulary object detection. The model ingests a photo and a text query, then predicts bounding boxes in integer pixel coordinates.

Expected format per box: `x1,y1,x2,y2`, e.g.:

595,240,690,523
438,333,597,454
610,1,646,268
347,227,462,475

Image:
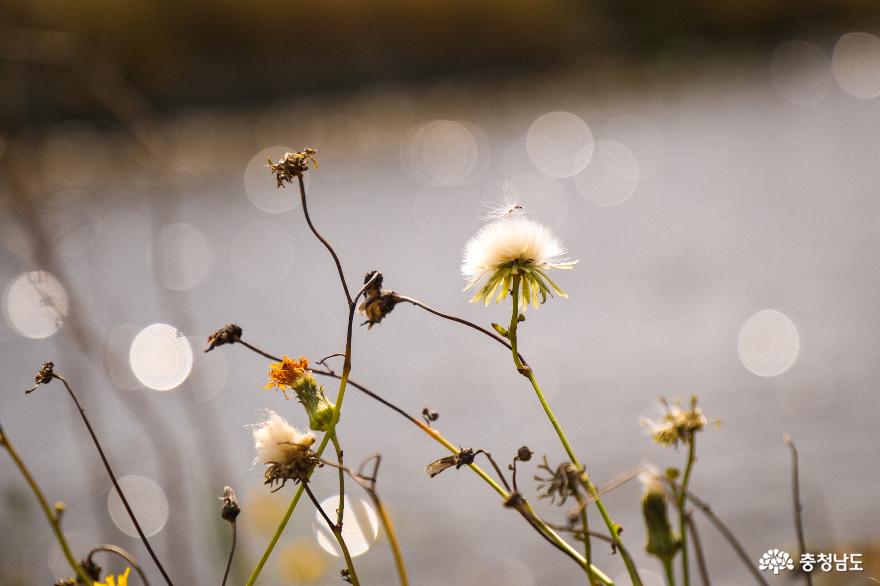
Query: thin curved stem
221,521,236,586
51,374,174,585
298,174,352,304
679,436,697,586
395,295,526,365
302,483,361,586
87,544,151,585
1,426,93,584
507,275,640,585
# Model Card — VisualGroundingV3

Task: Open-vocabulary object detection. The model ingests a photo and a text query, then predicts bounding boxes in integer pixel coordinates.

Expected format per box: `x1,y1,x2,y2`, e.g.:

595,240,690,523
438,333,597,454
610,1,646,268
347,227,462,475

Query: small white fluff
252,410,316,466
462,216,569,283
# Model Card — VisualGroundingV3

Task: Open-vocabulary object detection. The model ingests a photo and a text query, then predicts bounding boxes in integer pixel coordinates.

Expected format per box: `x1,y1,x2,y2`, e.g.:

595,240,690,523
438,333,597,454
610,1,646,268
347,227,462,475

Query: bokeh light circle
526,111,594,178
832,32,880,99
245,146,301,213
107,475,169,538
403,120,482,185
129,323,194,391
3,270,69,339
314,495,378,558
574,140,640,207
737,309,800,377
770,40,832,106
149,222,212,290
229,221,295,288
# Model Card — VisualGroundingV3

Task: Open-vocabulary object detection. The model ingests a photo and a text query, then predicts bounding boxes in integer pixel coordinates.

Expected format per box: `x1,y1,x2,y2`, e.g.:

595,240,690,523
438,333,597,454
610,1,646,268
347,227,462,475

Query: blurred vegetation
1,0,880,128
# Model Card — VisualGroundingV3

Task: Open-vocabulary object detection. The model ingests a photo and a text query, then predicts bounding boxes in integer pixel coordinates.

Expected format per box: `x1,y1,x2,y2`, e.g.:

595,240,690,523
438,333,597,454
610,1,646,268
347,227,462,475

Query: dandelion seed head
461,214,577,307
252,410,316,466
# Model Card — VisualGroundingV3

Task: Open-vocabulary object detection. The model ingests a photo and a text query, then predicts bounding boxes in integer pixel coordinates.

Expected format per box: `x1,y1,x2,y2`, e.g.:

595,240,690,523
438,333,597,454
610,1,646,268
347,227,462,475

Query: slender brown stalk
395,295,527,365
47,373,174,585
87,544,151,586
221,521,236,586
685,515,710,586
298,174,353,304
302,483,361,586
0,422,93,584
784,435,812,586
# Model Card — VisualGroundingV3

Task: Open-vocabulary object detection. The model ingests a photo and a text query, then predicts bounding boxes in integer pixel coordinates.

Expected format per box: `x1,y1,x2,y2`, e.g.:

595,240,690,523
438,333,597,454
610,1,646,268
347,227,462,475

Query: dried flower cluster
642,396,710,447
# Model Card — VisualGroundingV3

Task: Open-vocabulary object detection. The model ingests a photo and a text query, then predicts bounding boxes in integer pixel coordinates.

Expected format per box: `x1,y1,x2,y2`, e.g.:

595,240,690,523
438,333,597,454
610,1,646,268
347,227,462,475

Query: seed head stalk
678,435,697,586
507,274,642,586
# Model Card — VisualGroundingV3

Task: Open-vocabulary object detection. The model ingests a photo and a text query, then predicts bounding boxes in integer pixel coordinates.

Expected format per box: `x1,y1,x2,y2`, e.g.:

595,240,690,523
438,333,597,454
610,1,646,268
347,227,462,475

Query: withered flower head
267,148,318,188
535,455,581,505
357,271,401,329
252,411,318,491
516,446,533,462
220,486,240,523
264,356,311,397
205,324,242,352
26,361,55,393
641,396,712,448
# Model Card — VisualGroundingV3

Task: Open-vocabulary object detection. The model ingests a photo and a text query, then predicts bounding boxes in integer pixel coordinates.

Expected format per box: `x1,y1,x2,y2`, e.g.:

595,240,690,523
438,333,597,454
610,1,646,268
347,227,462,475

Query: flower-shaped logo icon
758,549,795,574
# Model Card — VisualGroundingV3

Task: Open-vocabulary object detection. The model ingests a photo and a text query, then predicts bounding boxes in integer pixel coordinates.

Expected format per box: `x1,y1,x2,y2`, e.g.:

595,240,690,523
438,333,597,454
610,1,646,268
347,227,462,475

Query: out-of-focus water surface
2,48,880,585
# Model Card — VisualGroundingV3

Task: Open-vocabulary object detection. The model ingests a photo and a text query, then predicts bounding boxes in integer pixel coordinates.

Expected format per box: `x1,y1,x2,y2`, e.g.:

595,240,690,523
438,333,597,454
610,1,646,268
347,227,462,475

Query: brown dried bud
357,271,401,329
517,446,533,462
205,324,242,352
220,486,241,523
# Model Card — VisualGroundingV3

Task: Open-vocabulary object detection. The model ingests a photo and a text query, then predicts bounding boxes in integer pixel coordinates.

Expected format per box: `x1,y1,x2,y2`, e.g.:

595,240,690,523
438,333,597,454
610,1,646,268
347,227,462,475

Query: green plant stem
679,436,697,586
330,432,346,527
373,498,409,586
508,274,642,586
303,483,361,586
579,501,593,585
0,428,93,585
663,558,676,586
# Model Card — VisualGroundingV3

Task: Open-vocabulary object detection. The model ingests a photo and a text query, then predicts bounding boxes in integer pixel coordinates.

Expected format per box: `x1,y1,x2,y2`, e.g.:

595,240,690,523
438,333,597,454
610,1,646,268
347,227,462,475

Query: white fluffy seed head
252,410,315,466
461,216,566,280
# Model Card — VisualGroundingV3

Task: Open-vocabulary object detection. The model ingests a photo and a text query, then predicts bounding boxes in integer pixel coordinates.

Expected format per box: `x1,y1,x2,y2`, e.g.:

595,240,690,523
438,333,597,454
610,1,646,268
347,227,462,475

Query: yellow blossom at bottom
94,567,130,586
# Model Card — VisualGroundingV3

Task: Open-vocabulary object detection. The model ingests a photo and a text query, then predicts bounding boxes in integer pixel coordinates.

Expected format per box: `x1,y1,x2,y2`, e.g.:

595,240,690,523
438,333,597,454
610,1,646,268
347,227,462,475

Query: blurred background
2,1,880,584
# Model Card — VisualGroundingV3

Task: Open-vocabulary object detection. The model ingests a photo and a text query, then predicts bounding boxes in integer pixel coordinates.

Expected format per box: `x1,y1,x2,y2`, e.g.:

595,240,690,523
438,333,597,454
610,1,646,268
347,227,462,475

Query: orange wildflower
264,356,310,399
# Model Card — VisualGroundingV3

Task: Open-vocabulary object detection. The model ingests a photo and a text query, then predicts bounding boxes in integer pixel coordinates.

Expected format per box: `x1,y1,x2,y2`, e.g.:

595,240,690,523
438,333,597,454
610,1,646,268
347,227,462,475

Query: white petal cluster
252,410,316,466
